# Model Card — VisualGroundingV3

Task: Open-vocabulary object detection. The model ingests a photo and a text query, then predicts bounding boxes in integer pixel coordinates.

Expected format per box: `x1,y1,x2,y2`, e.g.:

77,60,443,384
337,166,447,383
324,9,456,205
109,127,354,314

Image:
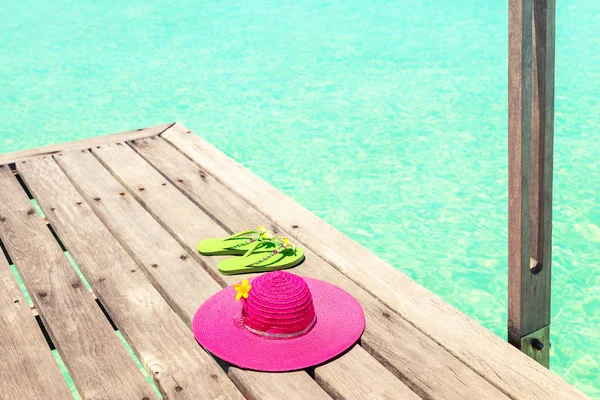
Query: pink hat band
238,271,317,339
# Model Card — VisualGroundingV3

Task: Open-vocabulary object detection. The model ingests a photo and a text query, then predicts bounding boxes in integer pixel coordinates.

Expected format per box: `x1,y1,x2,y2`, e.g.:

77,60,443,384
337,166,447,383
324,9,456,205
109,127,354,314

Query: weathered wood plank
18,156,243,400
0,123,173,165
0,165,156,400
54,150,332,400
229,370,332,400
161,123,588,399
128,137,507,399
95,142,425,399
0,251,73,399
315,345,421,400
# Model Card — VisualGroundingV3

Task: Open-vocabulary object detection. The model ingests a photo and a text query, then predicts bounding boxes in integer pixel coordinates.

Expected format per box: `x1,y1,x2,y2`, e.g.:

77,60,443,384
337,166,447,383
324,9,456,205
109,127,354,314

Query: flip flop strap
226,235,259,250
224,226,271,249
239,237,294,267
226,225,269,240
226,229,256,239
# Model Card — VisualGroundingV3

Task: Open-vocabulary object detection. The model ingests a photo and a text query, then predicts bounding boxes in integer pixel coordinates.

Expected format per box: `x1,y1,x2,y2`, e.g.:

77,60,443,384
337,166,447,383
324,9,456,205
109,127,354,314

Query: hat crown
245,271,316,337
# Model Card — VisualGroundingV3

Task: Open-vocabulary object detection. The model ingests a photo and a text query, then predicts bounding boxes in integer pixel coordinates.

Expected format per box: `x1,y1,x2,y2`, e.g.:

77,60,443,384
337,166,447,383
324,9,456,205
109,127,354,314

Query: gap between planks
53,149,333,400
7,161,180,397
8,170,102,306
0,165,158,399
0,249,73,399
18,155,245,400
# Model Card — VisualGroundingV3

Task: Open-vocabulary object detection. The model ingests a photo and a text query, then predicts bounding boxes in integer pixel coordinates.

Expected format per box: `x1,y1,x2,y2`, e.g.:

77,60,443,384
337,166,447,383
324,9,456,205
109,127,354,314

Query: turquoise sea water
1,0,599,396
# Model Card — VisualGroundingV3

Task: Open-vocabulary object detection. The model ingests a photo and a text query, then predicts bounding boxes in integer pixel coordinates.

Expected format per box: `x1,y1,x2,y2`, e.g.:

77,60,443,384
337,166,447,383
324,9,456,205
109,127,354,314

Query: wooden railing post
508,0,556,368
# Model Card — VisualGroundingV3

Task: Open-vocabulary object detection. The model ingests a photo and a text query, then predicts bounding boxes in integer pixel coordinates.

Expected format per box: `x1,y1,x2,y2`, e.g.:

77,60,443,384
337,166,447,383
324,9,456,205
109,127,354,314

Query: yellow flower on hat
234,280,252,301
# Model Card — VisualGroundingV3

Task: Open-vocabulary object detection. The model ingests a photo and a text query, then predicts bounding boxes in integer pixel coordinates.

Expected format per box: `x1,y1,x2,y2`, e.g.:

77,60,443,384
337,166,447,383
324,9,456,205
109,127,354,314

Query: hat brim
192,276,365,372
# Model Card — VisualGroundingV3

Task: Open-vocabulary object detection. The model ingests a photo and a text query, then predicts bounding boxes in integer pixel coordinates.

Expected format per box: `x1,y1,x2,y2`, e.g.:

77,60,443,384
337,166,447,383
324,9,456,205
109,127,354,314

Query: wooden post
508,0,555,368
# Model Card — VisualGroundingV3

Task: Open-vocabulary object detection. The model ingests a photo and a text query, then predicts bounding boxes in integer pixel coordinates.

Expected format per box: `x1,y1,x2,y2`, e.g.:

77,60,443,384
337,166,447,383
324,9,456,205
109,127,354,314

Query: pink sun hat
192,270,365,371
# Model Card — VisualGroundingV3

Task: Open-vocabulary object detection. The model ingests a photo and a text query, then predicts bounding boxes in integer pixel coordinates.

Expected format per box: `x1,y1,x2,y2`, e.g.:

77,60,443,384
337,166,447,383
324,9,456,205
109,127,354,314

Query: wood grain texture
0,123,173,166
0,165,156,400
520,326,550,366
524,0,555,364
18,156,243,400
508,0,535,341
93,142,233,286
130,137,507,400
55,150,223,319
54,150,331,400
230,370,333,400
539,0,555,294
0,252,73,400
96,141,424,400
315,345,421,400
160,123,588,400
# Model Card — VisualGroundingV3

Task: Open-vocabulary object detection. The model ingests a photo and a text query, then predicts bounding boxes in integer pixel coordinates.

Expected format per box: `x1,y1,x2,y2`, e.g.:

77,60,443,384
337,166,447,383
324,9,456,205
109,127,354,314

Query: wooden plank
17,156,243,400
229,370,332,400
127,138,507,399
95,142,427,399
160,123,589,400
0,165,156,399
0,251,73,399
0,123,174,165
315,345,421,400
54,150,332,400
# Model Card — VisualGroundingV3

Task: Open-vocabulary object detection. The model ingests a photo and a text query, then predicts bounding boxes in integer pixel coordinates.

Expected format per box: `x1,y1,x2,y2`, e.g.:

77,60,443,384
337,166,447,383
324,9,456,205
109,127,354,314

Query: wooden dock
0,123,588,399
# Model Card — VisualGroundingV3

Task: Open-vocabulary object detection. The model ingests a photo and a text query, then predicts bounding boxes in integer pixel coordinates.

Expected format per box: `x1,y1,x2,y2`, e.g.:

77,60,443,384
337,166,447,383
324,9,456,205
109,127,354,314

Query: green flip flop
198,226,276,255
218,237,304,275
